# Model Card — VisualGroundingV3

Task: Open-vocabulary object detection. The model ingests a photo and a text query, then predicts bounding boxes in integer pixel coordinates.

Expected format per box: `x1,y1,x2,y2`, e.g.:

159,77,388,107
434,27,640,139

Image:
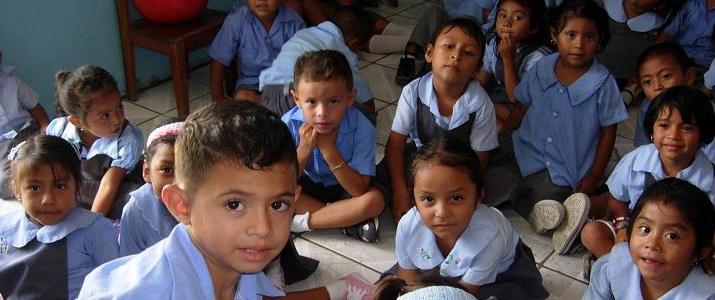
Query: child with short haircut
284,50,384,243
259,6,376,119
119,121,182,256
584,178,715,299
0,51,50,199
507,0,628,254
656,0,714,68
48,65,144,220
79,101,296,299
388,136,548,299
0,135,118,299
633,42,696,147
580,86,715,263
384,17,498,221
208,0,305,102
477,0,551,130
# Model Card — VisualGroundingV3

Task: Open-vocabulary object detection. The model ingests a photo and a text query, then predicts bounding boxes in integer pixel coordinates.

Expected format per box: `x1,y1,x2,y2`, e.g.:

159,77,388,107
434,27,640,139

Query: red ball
133,0,209,24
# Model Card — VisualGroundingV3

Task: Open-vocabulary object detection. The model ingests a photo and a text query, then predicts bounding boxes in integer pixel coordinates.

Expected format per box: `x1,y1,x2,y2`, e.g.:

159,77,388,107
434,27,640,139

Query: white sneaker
528,199,565,234
553,193,590,254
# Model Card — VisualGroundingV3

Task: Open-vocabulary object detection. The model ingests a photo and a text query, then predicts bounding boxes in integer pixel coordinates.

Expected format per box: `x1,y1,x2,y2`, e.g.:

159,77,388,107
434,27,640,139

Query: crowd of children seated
1,0,715,299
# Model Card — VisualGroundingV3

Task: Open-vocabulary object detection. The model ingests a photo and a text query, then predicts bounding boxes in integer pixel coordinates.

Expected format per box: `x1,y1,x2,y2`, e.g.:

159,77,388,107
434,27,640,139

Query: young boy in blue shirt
259,6,376,120
208,0,305,102
78,101,299,299
284,50,384,243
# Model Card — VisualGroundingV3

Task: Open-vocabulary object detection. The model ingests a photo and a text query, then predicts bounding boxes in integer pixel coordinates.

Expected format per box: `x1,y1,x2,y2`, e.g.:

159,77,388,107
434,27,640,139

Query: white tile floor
0,1,640,298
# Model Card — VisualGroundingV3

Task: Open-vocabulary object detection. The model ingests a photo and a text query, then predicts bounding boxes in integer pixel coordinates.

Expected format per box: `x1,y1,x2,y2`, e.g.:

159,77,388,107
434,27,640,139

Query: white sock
369,34,411,54
325,278,346,300
291,212,311,233
382,22,413,36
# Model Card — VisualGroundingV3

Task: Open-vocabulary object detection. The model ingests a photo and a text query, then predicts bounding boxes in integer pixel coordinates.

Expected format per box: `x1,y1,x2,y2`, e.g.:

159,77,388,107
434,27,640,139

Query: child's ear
348,88,356,107
685,66,697,86
425,43,434,64
161,184,191,224
290,88,300,106
10,180,20,201
142,159,151,183
67,115,82,128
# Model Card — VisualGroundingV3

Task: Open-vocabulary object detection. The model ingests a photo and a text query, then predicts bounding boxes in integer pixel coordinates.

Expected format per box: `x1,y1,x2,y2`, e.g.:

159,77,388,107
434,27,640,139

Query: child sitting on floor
79,101,298,299
584,178,715,299
208,0,305,102
119,121,182,256
284,50,384,243
0,135,118,299
579,86,715,266
259,6,377,119
387,136,548,299
48,65,144,220
383,17,498,222
0,50,50,199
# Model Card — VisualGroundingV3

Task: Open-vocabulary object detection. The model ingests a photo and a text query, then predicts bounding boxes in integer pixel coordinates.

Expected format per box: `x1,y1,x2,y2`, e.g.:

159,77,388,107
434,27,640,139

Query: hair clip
7,141,26,160
147,122,183,147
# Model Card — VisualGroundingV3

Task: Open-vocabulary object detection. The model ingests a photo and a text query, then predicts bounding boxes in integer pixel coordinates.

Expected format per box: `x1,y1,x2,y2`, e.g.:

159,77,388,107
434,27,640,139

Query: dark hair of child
54,65,119,120
628,177,715,274
374,271,469,300
487,0,549,49
144,117,184,163
11,135,81,191
330,5,372,47
407,135,484,203
293,49,354,90
430,17,486,57
175,101,297,196
549,0,611,50
643,86,715,146
636,42,693,77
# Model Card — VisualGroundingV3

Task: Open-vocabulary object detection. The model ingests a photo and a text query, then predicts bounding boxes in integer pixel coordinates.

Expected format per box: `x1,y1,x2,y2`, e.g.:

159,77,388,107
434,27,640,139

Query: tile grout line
296,236,388,275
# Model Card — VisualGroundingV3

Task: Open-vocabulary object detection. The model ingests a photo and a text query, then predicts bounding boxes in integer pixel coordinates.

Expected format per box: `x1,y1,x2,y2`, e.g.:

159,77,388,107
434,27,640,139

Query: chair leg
169,44,190,118
121,45,139,102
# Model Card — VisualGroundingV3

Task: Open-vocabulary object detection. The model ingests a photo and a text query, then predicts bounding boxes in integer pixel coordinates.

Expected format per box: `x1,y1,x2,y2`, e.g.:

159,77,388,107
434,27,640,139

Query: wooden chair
115,0,227,117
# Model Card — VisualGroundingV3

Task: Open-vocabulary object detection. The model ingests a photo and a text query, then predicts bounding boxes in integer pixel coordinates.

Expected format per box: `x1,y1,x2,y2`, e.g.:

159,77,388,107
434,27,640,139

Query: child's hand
577,174,599,196
316,128,339,155
498,37,517,62
391,189,411,223
298,122,318,152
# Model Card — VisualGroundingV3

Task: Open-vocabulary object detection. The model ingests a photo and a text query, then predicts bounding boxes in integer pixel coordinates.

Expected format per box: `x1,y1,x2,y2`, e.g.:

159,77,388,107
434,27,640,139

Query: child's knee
581,221,613,248
361,188,385,217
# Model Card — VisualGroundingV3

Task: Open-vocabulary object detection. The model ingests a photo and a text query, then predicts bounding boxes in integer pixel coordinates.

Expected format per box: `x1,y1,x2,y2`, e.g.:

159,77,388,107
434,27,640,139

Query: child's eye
640,80,651,87
656,122,669,128
637,225,650,234
330,99,339,104
226,199,246,211
100,113,109,120
449,194,464,202
55,183,68,191
682,125,697,132
442,43,454,49
660,73,672,80
159,167,174,175
584,33,596,40
27,184,40,191
498,12,507,19
665,232,679,240
463,50,475,57
270,200,291,212
420,195,435,204
513,15,523,21
564,32,577,39
306,99,316,105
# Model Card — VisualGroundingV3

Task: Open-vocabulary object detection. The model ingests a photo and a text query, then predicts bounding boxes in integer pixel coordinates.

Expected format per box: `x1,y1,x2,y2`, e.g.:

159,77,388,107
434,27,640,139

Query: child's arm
386,131,410,221
27,104,49,133
577,125,616,195
476,151,489,172
501,102,527,131
318,131,370,196
457,281,480,295
606,192,629,243
498,37,519,103
92,167,127,215
476,69,493,88
296,123,318,174
209,60,226,102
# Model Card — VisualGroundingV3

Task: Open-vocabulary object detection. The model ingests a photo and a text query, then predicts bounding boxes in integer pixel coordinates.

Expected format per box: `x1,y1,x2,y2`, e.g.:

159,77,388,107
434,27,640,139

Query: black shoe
395,56,416,86
280,239,319,284
342,217,379,243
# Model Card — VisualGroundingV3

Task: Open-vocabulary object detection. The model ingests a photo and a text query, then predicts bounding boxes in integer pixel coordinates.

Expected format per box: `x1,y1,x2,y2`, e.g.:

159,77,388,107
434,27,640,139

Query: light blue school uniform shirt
391,72,499,151
46,117,144,171
0,207,119,299
705,59,715,89
481,39,550,78
119,183,178,256
258,21,374,104
607,144,715,210
0,65,39,141
663,0,715,67
282,106,376,186
444,0,494,25
602,0,663,32
396,204,519,286
512,53,628,188
78,224,283,300
207,4,305,88
584,243,715,299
